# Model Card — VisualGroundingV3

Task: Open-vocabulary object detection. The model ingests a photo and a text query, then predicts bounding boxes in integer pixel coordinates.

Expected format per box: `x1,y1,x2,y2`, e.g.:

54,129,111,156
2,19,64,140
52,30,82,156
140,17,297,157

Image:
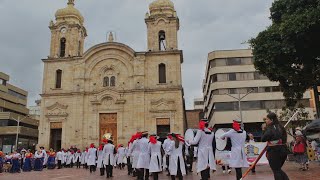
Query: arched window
110,76,116,86
158,30,166,51
159,63,166,83
60,38,66,57
103,77,109,87
55,69,62,88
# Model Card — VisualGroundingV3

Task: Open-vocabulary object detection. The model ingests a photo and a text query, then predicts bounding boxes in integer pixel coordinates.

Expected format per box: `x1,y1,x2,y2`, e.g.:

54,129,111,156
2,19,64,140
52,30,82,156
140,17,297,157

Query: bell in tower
48,0,87,58
146,0,179,51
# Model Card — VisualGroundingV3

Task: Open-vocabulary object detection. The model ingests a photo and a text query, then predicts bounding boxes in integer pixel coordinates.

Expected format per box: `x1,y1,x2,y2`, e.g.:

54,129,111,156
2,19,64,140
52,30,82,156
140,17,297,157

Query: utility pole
225,89,254,126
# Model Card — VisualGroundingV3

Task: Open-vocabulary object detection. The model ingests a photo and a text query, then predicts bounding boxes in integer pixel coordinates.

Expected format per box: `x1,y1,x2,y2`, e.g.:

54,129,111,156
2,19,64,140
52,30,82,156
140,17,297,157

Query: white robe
74,152,81,163
80,151,87,164
97,150,104,168
103,144,115,166
41,149,47,165
137,137,151,169
62,151,67,164
190,128,217,173
87,148,97,166
67,152,74,165
148,141,162,173
56,151,63,161
221,129,249,168
168,141,186,176
162,138,172,169
130,139,141,168
117,147,126,164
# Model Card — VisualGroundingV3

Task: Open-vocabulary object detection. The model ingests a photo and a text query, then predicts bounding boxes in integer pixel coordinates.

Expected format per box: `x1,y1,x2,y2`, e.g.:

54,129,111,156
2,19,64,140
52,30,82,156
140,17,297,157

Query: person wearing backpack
293,131,308,171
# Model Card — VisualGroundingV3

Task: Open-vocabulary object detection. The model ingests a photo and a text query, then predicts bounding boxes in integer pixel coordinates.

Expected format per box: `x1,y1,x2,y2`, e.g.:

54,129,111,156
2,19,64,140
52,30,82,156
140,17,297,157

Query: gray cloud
0,0,273,109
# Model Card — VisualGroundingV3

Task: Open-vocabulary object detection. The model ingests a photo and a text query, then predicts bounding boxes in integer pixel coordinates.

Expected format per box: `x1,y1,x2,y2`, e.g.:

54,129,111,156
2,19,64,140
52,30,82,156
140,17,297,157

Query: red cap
90,143,95,148
149,135,157,144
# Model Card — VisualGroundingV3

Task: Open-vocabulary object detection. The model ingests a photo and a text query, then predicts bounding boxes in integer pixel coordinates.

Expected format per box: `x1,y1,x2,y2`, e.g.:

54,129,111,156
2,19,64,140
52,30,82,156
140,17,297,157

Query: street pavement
0,161,319,180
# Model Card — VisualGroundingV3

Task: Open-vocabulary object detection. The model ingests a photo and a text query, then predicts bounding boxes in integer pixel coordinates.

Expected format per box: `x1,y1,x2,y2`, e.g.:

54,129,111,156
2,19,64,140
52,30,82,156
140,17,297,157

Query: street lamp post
12,115,29,151
225,89,254,125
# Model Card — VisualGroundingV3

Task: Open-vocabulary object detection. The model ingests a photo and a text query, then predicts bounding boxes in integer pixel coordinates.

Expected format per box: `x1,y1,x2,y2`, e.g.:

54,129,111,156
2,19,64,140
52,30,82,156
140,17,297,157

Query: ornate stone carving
150,98,175,112
45,102,68,121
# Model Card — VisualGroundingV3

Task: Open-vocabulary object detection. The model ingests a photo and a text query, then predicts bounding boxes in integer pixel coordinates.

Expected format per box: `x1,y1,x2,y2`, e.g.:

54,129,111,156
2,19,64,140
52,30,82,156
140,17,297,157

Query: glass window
271,86,281,92
209,60,216,68
60,38,66,57
241,101,261,110
229,89,237,94
236,72,254,81
215,59,227,66
55,69,62,89
103,77,109,87
241,57,253,65
110,76,116,86
211,74,217,83
227,58,241,65
218,89,228,94
215,102,238,111
228,73,236,81
159,63,166,83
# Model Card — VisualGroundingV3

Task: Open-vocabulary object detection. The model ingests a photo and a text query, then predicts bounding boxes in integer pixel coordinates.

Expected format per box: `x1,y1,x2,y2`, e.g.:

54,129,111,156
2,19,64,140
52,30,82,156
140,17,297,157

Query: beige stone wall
39,43,184,150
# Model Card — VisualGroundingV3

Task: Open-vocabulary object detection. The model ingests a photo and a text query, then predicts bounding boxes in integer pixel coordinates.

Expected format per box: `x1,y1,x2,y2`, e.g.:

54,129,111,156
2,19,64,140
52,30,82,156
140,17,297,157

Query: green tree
250,0,320,107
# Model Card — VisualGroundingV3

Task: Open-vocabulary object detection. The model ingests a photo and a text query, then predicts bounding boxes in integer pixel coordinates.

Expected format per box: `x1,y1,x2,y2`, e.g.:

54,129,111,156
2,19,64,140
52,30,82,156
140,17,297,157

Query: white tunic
130,139,141,168
62,151,67,164
35,152,43,159
41,149,47,165
190,128,216,172
56,151,63,161
103,143,115,166
221,129,249,168
137,137,151,169
80,151,87,164
66,152,73,165
74,152,81,162
117,147,126,164
97,150,105,168
148,141,162,173
168,141,186,176
162,138,172,169
87,148,97,166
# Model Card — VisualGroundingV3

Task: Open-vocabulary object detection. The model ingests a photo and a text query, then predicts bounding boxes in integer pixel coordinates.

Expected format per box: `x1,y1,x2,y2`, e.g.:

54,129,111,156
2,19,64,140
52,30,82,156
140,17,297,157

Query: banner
215,142,268,166
245,142,268,165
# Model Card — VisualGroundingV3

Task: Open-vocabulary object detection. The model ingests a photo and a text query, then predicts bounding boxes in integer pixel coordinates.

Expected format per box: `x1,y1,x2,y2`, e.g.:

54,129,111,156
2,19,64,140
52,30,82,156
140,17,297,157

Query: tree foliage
250,0,320,107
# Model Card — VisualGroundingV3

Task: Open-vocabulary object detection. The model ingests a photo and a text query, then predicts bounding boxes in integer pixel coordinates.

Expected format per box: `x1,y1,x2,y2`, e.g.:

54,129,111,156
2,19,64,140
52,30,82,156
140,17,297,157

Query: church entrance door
50,122,62,151
99,113,117,146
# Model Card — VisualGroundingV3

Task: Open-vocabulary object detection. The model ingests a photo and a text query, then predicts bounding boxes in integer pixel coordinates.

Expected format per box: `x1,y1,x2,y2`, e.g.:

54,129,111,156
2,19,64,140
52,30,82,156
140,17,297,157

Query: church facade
38,0,186,150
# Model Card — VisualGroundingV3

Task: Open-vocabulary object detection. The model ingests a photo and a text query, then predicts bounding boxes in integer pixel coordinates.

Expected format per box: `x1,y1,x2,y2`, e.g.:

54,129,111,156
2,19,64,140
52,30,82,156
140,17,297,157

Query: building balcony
0,99,29,115
0,112,39,126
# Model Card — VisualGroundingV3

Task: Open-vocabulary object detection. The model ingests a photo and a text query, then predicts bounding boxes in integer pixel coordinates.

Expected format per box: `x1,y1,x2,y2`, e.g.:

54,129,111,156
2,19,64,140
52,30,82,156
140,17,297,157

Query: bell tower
145,0,179,51
49,0,87,58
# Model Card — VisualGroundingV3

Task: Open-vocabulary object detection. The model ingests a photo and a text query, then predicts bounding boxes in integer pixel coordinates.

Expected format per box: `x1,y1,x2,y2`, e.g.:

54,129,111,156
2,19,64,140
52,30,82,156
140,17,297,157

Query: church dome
55,0,84,23
149,0,175,16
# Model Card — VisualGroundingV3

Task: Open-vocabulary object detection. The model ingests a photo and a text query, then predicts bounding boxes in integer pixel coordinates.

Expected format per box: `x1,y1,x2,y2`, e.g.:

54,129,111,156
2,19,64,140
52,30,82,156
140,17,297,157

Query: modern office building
193,98,204,110
0,72,39,153
202,49,313,138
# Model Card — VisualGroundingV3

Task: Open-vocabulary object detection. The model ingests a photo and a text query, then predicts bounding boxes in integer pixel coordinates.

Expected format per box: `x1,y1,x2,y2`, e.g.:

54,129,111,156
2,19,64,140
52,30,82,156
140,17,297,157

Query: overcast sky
0,0,273,109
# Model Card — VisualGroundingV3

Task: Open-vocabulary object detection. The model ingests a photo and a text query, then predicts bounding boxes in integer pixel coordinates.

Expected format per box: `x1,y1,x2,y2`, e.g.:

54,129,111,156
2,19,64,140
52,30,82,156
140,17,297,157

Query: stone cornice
40,87,183,97
42,56,83,62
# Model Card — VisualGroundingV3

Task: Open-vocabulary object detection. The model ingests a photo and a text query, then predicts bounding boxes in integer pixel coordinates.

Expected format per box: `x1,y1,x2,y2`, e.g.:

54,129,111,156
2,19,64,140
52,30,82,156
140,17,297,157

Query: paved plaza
1,161,319,180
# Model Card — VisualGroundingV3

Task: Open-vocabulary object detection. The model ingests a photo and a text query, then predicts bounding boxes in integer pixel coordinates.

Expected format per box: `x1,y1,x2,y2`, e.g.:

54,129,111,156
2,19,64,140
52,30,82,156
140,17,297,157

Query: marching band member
104,139,116,178
137,131,151,180
65,149,72,168
56,149,63,169
127,136,135,175
148,134,162,180
87,143,97,173
80,148,88,169
168,133,186,180
47,148,56,169
97,144,105,176
221,119,249,180
117,144,126,169
34,149,44,171
74,149,81,168
131,132,142,177
188,120,216,180
162,133,173,176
